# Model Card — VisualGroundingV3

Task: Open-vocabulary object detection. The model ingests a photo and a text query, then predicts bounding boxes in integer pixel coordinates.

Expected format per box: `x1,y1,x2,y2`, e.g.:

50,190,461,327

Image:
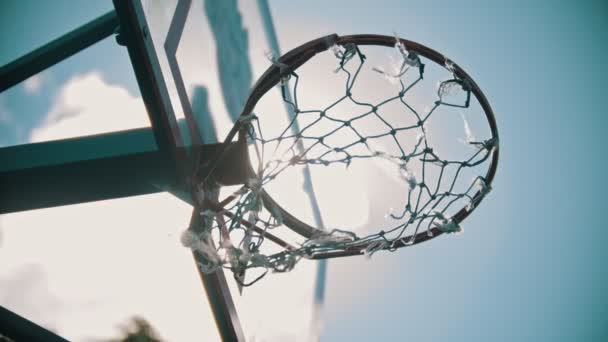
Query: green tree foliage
108,317,163,342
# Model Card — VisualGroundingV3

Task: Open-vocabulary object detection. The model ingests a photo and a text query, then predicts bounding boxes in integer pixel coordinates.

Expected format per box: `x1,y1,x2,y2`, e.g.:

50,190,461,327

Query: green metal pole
0,11,119,92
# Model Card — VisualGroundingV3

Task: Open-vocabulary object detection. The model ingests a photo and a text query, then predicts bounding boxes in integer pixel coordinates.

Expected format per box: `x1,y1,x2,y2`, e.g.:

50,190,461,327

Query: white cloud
0,264,61,331
0,194,219,341
4,70,320,341
23,73,45,94
29,72,149,143
3,72,221,341
4,9,431,339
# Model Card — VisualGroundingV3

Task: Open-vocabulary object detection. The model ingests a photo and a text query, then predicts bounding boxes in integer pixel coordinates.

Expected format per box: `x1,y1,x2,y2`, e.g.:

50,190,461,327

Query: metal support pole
0,11,119,93
112,2,245,340
0,125,246,214
189,209,246,342
0,305,68,342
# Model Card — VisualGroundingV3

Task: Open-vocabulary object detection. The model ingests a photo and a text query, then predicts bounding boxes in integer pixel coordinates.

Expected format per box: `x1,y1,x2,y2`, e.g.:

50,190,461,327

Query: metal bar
0,128,175,214
164,0,204,149
0,11,118,93
164,0,246,335
225,211,295,251
0,125,245,214
112,0,186,168
193,189,245,342
0,149,172,214
311,249,364,259
113,2,244,341
0,127,157,173
189,210,246,342
206,200,296,251
0,305,69,342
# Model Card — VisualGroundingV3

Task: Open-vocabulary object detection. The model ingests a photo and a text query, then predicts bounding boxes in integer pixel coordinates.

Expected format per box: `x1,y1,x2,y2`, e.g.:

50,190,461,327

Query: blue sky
1,0,607,341
286,1,607,341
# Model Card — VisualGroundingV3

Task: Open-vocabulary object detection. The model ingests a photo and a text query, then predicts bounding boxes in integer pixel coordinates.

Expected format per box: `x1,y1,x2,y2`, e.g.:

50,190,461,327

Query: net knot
432,211,462,234
238,113,258,128
289,155,301,165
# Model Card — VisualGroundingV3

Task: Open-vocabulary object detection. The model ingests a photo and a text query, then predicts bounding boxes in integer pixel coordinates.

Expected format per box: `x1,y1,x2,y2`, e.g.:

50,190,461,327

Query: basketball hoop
183,34,499,286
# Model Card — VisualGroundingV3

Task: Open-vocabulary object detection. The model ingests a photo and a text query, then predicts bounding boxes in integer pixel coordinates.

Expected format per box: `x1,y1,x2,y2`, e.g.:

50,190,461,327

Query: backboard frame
112,0,245,340
0,1,246,340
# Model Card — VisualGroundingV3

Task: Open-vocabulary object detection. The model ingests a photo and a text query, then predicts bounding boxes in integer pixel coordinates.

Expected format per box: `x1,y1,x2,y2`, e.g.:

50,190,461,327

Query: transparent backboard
142,0,259,146
141,0,320,340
